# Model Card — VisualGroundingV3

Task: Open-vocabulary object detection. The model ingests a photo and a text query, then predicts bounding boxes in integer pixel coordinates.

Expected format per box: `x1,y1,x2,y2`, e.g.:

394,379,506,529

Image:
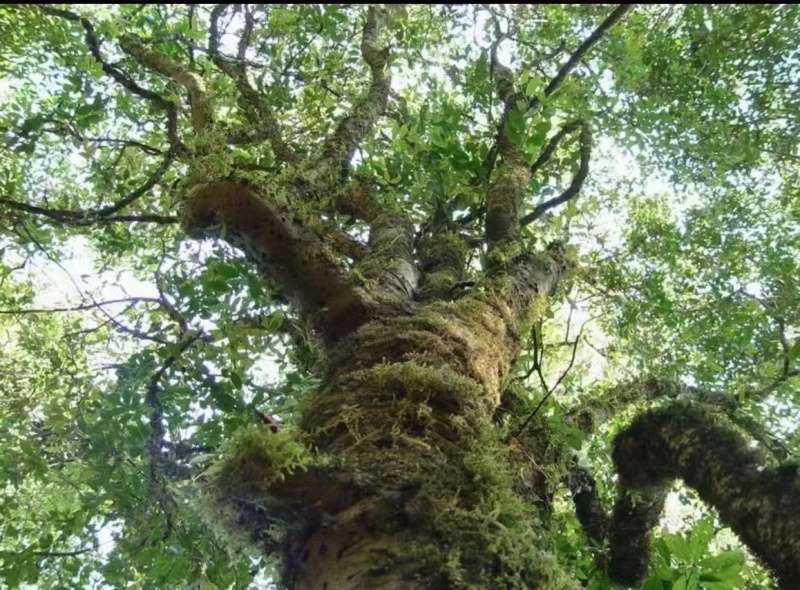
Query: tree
0,3,798,589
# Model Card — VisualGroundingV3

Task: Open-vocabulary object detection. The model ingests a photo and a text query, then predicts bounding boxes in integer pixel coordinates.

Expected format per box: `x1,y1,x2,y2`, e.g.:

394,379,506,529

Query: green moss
196,426,322,554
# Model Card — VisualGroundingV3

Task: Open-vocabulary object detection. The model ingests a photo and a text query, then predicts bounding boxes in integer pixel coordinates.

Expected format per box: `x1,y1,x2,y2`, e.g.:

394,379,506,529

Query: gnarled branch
119,34,213,133
208,5,300,163
612,403,800,588
184,180,370,340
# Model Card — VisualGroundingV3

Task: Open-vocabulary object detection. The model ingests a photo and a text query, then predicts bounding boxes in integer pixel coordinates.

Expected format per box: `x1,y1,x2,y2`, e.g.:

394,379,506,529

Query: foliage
0,3,797,588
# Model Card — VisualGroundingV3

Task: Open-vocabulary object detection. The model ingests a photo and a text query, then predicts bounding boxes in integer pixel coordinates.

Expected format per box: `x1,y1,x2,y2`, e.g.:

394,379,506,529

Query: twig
36,6,183,149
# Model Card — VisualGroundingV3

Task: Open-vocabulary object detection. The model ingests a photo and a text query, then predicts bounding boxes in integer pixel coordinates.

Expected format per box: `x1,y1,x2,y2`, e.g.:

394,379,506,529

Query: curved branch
521,122,592,227
529,119,584,177
0,151,175,225
311,6,397,184
612,403,800,588
184,180,370,341
119,34,213,133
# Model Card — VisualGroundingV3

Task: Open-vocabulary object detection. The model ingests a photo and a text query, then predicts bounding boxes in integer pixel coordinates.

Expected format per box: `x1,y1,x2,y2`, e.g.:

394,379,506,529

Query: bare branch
529,119,584,177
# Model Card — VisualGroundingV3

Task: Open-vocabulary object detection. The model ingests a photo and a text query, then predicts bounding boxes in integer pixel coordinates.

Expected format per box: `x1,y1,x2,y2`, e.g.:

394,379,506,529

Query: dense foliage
0,4,797,589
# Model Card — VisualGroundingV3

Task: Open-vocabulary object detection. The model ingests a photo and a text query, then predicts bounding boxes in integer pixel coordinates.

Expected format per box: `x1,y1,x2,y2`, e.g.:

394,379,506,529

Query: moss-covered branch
568,464,608,545
568,377,738,434
308,6,397,188
119,34,213,133
355,209,418,306
612,403,800,588
607,487,668,586
208,5,299,164
484,47,530,246
415,229,468,301
184,180,370,340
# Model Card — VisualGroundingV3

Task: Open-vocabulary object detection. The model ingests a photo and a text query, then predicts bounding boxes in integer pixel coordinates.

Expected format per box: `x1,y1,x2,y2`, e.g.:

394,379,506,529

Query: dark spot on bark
319,543,328,557
323,583,328,589
301,548,310,563
317,299,326,308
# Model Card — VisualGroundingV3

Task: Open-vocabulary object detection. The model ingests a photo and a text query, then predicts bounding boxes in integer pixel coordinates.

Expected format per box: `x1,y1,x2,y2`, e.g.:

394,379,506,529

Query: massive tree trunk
98,5,799,588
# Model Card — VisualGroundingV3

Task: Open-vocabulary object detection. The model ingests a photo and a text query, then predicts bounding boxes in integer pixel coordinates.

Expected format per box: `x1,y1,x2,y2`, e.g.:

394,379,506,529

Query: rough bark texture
104,5,800,588
200,247,576,589
612,403,800,588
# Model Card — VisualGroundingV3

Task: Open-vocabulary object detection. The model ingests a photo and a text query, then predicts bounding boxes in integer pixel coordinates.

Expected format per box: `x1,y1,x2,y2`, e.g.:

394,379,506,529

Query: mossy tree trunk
111,5,800,588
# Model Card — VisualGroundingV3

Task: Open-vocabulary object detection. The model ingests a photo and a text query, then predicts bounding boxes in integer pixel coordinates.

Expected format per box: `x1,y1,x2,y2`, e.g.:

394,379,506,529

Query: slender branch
521,122,592,227
529,119,584,177
146,334,205,541
528,4,636,112
36,5,183,149
0,296,161,315
0,151,175,225
311,6,397,184
513,318,587,439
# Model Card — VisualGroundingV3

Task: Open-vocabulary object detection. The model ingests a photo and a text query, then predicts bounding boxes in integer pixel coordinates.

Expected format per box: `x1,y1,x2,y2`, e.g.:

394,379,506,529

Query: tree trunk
200,247,577,589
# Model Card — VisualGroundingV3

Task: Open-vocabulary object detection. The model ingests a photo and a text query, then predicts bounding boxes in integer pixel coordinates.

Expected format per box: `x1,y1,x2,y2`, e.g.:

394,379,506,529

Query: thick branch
608,487,667,586
119,34,213,133
521,122,592,226
568,463,608,544
415,229,468,301
184,180,369,340
568,377,737,434
310,6,396,185
356,210,419,305
528,4,636,112
484,60,530,245
613,403,800,588
208,5,299,163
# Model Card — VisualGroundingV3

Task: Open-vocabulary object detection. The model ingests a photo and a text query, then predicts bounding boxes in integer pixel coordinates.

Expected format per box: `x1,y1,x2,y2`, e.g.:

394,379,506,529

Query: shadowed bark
611,403,800,588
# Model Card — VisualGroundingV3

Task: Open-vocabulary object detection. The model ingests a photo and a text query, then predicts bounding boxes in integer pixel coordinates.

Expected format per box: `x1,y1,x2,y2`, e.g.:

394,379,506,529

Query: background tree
0,4,798,589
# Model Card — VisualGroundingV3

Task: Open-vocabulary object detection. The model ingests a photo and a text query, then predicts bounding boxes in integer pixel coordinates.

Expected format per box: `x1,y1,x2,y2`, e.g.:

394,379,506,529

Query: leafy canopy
0,4,797,588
